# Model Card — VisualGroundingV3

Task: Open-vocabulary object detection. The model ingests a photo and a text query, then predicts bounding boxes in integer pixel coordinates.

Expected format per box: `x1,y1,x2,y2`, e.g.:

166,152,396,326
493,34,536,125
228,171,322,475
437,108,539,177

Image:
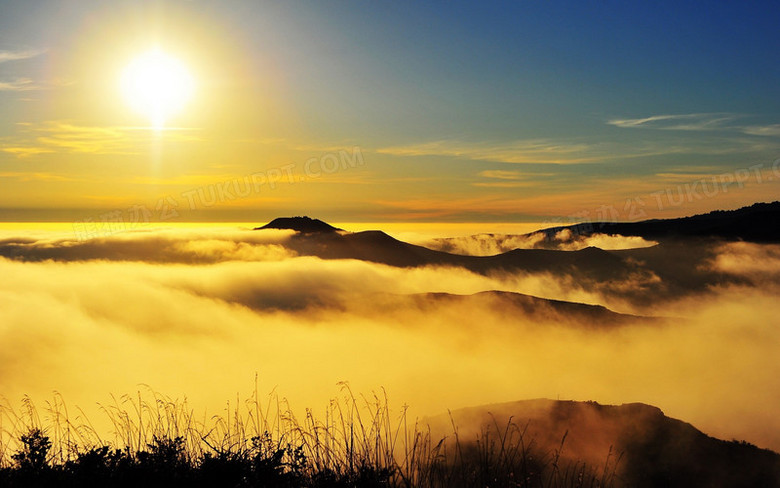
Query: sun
120,49,195,129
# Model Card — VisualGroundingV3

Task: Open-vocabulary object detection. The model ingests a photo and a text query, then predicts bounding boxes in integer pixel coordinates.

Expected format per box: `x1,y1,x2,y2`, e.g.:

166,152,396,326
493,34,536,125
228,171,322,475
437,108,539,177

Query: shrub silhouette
12,428,51,472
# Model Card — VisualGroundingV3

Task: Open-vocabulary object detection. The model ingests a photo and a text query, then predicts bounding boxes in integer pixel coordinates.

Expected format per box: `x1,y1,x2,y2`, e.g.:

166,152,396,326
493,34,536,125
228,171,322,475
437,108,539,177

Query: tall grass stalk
0,384,619,487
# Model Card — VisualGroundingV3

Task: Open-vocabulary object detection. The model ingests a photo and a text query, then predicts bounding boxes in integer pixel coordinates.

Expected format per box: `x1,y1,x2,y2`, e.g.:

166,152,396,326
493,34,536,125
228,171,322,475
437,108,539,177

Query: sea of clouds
0,227,778,451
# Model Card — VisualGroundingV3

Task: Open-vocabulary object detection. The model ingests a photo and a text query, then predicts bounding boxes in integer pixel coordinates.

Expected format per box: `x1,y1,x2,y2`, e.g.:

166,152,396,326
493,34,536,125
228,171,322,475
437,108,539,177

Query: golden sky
1,1,779,223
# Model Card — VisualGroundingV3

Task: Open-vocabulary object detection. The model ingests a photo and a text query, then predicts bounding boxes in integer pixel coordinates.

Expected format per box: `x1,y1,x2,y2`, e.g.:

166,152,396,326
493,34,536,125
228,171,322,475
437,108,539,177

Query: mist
421,230,657,255
0,227,779,453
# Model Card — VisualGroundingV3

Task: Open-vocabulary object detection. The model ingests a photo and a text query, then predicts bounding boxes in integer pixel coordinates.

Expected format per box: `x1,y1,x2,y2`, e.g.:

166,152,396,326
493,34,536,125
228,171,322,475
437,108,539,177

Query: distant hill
256,223,634,278
361,290,661,327
249,215,742,307
426,399,780,488
255,216,342,233
254,203,780,275
189,287,659,325
535,201,780,243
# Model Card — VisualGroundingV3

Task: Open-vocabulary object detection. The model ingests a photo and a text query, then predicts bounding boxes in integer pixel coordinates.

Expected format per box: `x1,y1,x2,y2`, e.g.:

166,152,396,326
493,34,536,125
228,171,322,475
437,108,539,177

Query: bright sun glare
120,49,194,129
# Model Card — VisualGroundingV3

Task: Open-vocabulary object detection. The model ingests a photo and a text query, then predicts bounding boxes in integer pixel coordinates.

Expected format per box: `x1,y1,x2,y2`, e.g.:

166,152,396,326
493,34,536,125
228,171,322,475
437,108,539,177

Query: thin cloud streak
0,78,41,91
377,139,601,164
0,48,46,63
742,124,780,137
2,121,203,157
478,170,555,180
607,113,737,131
474,170,556,187
472,181,536,188
0,171,79,182
375,135,771,166
609,113,780,137
0,146,54,157
0,77,71,92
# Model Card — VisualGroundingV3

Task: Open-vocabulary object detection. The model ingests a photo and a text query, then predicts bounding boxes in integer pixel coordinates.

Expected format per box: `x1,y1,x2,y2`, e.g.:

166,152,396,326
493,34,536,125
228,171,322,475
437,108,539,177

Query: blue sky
0,0,778,222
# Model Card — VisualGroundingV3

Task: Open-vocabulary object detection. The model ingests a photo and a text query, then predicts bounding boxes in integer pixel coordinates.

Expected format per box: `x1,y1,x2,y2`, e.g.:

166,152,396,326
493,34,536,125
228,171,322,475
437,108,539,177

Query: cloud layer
422,230,657,255
0,227,779,453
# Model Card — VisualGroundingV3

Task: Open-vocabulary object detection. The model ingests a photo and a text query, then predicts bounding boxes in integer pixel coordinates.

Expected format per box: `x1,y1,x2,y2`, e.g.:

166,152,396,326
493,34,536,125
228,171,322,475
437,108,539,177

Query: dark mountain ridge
535,201,780,243
256,220,633,278
248,203,772,307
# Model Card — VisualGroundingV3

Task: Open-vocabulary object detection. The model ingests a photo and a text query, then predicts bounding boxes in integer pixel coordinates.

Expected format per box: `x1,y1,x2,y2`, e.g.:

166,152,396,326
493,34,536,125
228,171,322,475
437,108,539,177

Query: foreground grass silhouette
0,383,618,488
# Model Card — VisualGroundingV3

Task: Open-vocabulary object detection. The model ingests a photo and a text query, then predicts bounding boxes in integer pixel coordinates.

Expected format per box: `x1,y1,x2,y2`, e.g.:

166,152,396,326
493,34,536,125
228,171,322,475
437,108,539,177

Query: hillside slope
426,399,780,488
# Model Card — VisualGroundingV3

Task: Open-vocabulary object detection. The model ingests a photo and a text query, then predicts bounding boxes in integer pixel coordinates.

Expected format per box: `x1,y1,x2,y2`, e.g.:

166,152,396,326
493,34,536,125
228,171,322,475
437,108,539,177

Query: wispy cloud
2,121,202,157
373,195,545,219
0,77,73,92
478,170,525,180
234,137,366,156
741,124,780,137
37,123,133,153
472,181,536,188
0,171,79,182
608,113,780,138
478,170,557,180
0,49,52,93
472,169,554,188
377,139,600,164
0,146,54,158
376,136,771,166
0,78,41,91
653,172,721,181
607,113,737,131
0,48,45,63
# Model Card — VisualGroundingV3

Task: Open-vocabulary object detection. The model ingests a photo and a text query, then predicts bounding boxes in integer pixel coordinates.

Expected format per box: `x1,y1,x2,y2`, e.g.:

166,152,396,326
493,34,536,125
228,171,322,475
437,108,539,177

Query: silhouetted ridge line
255,216,342,233
535,201,780,242
405,290,663,327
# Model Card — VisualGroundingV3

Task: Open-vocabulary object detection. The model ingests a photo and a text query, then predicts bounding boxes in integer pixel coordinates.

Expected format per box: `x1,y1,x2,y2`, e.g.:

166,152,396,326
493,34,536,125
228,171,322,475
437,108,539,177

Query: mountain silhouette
248,203,774,307
535,201,780,243
426,399,780,488
256,221,632,278
255,216,342,233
